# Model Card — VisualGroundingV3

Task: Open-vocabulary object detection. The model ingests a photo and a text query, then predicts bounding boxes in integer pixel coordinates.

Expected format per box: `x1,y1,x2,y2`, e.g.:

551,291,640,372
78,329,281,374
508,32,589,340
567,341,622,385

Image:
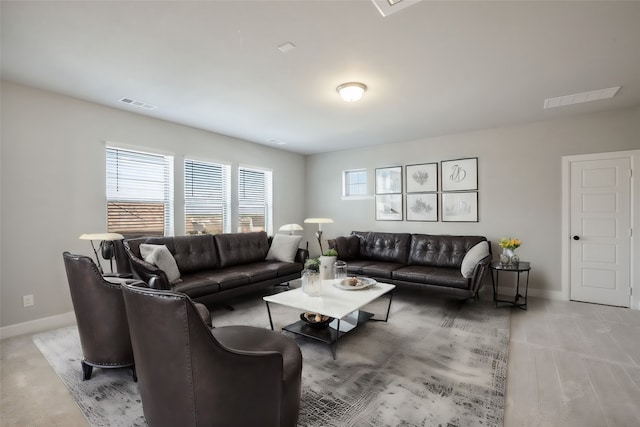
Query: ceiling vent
543,86,620,109
119,97,157,110
372,0,421,17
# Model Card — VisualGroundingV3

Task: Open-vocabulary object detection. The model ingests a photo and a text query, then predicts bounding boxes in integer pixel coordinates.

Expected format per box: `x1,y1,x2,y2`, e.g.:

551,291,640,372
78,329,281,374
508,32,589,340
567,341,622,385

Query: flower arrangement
499,237,521,250
304,258,320,272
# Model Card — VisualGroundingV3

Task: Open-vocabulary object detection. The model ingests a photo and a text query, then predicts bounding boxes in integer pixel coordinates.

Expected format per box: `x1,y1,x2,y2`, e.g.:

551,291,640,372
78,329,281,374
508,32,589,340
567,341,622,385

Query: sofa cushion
460,241,490,278
392,266,469,289
361,262,405,279
172,234,219,273
172,275,220,298
266,234,302,263
215,231,270,268
332,235,361,261
361,232,411,264
409,235,486,268
139,244,182,284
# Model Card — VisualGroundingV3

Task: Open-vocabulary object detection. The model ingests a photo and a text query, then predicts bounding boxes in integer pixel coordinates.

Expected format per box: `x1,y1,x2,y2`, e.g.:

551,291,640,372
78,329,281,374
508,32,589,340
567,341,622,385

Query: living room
2,1,640,426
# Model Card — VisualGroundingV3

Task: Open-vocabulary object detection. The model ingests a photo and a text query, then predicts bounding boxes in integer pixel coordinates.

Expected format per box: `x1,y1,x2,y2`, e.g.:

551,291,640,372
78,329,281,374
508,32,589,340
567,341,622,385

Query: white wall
2,79,639,332
0,81,306,329
306,107,640,298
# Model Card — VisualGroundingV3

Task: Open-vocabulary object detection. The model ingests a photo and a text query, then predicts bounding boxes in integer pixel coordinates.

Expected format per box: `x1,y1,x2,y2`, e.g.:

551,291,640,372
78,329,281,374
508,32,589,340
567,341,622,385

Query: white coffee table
263,279,395,359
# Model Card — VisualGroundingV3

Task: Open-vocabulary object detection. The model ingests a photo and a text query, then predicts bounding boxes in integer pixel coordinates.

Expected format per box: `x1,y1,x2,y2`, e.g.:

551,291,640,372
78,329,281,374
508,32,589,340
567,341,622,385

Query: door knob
573,236,580,240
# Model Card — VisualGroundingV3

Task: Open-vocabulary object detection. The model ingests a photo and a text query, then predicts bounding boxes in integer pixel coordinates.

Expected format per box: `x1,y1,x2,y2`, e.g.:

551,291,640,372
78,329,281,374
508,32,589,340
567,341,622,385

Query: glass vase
301,270,321,296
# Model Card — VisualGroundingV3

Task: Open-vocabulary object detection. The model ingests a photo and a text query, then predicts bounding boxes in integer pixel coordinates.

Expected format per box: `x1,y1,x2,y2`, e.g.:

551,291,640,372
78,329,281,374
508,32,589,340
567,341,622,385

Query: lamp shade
303,218,334,224
336,82,367,102
278,223,304,233
79,233,124,241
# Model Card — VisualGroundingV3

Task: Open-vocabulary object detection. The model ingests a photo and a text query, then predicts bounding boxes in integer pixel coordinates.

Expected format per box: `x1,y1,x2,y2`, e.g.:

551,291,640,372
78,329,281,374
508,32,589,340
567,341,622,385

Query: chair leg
81,360,93,381
131,366,137,382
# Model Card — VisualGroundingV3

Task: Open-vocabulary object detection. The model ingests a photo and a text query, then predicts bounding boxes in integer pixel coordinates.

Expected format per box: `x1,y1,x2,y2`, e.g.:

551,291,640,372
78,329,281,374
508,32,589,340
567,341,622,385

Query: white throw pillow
139,244,182,284
460,241,490,279
266,234,303,263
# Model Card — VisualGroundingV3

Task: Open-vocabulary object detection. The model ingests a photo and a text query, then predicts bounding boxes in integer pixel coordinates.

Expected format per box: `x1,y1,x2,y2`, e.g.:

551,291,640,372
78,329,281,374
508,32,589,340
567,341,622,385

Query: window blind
184,159,231,235
238,166,272,234
106,146,174,237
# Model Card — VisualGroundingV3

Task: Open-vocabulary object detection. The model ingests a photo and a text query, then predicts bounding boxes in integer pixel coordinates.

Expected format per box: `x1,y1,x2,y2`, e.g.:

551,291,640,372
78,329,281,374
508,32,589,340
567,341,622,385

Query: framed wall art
406,162,437,193
441,157,478,191
375,166,402,194
375,194,403,221
441,192,478,222
406,193,437,222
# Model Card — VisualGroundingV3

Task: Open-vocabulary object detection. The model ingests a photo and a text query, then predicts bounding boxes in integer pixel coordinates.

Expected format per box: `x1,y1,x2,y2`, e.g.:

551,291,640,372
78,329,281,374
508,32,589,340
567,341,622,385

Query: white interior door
570,157,631,307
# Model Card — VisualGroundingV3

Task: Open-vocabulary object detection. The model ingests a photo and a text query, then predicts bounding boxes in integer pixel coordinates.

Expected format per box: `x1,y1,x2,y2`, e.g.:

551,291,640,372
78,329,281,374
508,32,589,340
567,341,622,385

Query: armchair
62,252,138,380
121,283,303,427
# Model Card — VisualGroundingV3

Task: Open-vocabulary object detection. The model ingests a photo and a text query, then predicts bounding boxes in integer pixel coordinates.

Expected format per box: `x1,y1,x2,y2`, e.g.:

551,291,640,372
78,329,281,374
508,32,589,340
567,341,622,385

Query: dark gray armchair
62,252,139,381
121,283,303,427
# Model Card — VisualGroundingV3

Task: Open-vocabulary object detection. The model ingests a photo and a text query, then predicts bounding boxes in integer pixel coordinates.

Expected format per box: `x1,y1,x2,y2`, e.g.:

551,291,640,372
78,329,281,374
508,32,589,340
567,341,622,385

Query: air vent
372,0,421,17
277,42,296,53
119,97,157,110
543,87,620,109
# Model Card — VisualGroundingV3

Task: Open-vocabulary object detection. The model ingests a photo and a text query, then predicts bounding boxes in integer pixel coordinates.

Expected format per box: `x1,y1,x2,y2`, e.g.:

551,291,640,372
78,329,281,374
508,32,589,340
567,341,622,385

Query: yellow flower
499,237,521,250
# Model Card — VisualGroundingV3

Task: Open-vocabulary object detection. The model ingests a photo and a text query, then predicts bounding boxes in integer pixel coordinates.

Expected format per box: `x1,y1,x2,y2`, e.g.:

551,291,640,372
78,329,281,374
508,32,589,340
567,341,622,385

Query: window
237,166,272,234
343,169,368,197
184,159,231,235
106,146,174,237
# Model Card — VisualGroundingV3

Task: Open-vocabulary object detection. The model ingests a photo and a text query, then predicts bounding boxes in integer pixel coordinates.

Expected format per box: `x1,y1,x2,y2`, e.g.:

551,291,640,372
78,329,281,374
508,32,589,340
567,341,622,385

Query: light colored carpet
33,286,509,427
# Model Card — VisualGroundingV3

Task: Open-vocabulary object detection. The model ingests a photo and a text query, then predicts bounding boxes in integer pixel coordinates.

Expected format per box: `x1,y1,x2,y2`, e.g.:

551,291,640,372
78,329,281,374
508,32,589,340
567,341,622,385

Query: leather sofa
328,231,491,299
124,232,307,306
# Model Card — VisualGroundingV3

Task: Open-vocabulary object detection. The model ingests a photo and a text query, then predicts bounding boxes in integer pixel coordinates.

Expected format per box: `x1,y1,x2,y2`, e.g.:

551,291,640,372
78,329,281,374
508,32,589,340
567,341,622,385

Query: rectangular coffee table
263,279,394,359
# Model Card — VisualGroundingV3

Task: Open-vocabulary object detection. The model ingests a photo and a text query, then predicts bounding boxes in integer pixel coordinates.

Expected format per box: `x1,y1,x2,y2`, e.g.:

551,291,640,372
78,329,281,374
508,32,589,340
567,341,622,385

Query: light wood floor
2,294,639,426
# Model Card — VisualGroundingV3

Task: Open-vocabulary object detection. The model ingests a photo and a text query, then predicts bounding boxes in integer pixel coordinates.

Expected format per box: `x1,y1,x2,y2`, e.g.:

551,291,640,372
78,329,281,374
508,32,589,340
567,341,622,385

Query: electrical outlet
23,294,34,307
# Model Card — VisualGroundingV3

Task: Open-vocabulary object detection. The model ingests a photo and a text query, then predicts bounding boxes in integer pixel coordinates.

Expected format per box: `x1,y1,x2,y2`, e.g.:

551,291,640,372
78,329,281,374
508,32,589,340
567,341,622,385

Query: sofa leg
81,360,93,381
220,303,234,311
131,366,137,382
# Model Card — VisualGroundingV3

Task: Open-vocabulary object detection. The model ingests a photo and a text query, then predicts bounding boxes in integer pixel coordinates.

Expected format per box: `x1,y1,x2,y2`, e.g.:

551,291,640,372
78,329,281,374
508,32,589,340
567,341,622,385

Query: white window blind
238,166,272,234
184,159,231,235
106,146,174,237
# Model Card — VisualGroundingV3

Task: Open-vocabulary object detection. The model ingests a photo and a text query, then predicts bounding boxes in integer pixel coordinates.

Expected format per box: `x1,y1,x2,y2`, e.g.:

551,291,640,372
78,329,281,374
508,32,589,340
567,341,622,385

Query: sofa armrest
469,253,492,296
295,248,309,265
123,241,171,290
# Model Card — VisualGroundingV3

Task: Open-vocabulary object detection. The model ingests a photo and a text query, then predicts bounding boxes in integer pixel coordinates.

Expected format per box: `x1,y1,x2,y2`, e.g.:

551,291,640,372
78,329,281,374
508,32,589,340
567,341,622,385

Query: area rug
33,286,509,427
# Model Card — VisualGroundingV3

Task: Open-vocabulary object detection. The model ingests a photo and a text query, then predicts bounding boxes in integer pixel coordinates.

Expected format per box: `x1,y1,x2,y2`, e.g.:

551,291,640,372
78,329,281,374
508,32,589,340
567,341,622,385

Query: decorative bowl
300,312,333,328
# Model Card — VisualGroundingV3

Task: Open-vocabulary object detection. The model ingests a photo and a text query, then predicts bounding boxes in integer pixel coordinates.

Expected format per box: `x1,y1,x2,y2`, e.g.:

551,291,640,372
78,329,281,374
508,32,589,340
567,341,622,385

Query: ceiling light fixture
336,82,367,102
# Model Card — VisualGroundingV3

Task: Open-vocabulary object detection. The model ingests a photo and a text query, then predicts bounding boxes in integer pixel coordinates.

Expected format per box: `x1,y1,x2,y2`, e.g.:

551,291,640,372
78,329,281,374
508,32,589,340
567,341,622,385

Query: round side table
490,261,531,310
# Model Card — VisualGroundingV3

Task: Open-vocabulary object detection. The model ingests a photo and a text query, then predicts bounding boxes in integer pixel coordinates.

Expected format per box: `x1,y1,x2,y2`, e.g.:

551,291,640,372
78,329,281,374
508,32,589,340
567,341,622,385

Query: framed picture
375,194,403,221
406,163,437,193
441,157,478,191
375,166,402,194
406,193,438,222
441,192,478,222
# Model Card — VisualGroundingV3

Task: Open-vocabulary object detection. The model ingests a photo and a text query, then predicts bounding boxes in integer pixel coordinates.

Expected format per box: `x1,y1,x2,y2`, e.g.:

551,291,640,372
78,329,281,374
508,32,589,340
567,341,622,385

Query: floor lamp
303,218,334,254
79,232,124,274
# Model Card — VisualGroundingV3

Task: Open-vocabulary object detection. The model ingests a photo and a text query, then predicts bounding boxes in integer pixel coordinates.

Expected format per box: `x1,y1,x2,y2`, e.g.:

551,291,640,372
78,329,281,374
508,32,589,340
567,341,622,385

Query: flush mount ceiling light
336,82,367,102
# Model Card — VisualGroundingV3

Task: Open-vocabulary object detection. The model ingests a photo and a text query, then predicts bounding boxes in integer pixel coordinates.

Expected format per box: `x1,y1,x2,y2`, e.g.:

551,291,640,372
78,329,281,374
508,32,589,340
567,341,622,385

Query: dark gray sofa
124,231,307,306
328,231,491,299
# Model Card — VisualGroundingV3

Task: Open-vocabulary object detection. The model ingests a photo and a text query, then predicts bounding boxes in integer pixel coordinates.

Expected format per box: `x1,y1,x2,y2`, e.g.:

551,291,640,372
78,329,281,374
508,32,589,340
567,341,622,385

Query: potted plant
319,248,338,280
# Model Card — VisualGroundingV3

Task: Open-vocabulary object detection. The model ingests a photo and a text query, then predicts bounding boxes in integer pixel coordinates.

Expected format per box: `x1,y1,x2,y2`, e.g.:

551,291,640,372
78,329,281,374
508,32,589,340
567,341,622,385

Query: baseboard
0,311,76,340
527,288,565,301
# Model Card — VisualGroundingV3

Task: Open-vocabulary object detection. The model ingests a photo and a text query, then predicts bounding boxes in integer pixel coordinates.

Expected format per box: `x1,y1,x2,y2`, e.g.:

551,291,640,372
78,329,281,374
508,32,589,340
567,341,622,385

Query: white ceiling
2,1,640,155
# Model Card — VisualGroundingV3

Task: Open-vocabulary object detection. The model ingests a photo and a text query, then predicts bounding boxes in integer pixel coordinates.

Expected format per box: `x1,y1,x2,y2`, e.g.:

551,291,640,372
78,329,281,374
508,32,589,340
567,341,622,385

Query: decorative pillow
266,234,303,263
460,241,490,279
139,244,182,284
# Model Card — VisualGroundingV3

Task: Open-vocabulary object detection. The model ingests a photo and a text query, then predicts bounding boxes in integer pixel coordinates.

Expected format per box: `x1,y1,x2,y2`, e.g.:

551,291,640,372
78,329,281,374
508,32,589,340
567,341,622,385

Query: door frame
562,150,639,310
